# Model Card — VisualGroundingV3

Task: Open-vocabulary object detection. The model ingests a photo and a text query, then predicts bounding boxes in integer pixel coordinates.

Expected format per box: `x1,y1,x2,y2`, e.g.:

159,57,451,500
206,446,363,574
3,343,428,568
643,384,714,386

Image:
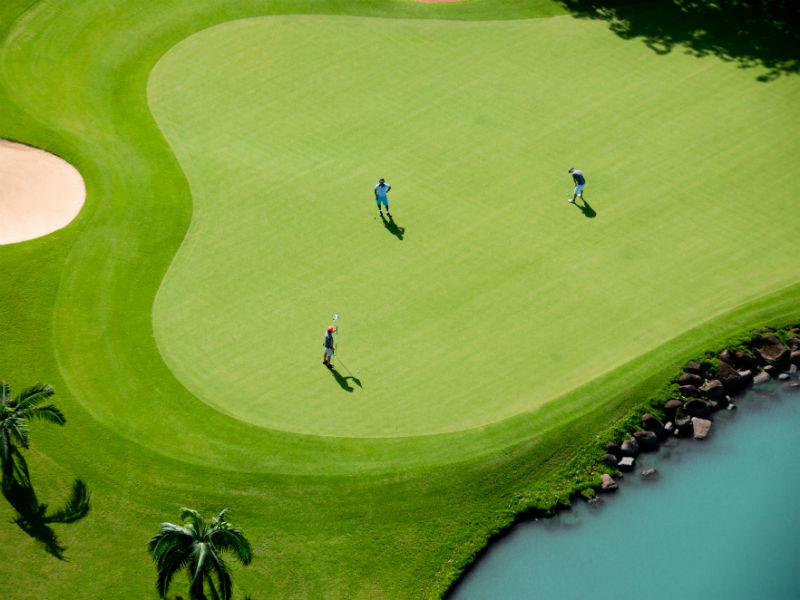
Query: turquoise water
450,383,800,599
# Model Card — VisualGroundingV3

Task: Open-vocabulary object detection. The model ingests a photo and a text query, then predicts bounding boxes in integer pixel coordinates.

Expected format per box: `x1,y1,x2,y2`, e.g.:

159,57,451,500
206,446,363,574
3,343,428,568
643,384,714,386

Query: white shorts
573,183,585,195
324,347,334,357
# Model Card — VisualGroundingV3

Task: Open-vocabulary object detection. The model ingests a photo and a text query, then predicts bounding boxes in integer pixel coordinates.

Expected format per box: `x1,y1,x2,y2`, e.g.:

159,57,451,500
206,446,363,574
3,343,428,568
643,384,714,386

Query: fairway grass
1,1,798,599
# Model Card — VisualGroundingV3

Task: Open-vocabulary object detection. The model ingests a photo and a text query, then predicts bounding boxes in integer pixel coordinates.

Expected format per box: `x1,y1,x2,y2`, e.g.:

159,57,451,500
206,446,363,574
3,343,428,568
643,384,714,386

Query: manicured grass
150,14,799,438
0,1,798,599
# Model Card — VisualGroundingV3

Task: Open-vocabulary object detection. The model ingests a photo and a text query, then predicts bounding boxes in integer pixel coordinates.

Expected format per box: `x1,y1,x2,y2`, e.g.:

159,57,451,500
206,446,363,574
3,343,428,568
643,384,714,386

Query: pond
450,381,800,599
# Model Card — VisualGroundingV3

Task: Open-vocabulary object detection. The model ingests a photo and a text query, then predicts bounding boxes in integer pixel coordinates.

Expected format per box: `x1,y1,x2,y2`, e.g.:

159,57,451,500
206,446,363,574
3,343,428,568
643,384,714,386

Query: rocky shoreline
596,327,800,494
445,325,800,598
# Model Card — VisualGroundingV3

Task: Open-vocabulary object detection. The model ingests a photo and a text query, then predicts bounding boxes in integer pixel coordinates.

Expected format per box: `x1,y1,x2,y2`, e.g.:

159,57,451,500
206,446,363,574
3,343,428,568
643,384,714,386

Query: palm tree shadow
381,214,405,240
329,367,361,392
2,477,91,560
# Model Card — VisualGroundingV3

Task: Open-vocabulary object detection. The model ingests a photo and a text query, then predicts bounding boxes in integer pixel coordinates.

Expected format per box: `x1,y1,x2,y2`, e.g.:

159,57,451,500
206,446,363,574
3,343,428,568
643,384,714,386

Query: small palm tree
0,381,65,490
148,507,253,600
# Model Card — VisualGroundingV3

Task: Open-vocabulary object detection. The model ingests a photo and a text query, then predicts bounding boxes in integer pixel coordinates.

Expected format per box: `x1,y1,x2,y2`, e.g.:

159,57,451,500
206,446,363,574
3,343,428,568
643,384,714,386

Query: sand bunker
0,139,86,244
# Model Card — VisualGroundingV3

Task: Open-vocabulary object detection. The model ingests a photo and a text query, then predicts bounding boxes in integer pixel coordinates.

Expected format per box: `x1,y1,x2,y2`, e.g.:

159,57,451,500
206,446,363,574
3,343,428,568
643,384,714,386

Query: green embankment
0,1,797,598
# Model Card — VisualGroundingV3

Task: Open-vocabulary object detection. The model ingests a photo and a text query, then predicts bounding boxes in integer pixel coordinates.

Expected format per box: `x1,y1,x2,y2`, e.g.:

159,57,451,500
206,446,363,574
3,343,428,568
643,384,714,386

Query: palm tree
148,507,253,600
0,381,65,490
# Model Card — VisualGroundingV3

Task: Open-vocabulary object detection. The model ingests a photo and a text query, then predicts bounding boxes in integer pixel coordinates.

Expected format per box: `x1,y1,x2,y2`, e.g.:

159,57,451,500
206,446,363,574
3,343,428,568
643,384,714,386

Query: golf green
149,15,799,437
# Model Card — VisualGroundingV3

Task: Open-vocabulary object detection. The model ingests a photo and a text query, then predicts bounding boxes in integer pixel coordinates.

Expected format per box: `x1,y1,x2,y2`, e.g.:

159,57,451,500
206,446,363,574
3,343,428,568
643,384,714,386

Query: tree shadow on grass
2,477,91,560
558,0,800,81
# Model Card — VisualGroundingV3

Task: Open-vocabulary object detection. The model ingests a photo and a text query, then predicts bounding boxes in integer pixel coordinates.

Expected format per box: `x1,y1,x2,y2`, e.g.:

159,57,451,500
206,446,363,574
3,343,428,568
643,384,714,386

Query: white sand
0,139,86,245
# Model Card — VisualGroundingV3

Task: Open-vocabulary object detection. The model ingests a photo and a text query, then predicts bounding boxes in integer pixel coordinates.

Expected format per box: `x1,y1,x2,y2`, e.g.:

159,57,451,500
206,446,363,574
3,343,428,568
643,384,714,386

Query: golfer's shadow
329,366,362,392
381,214,405,240
571,198,596,218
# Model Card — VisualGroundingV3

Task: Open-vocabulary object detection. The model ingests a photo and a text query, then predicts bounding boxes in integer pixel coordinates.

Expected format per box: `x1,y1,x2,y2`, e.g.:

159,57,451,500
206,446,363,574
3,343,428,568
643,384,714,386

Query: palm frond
181,507,201,522
0,381,10,405
210,555,233,600
149,523,194,557
6,418,30,448
212,508,229,524
207,569,226,600
180,507,204,536
156,543,193,598
191,541,213,582
21,404,66,427
15,383,55,409
149,519,195,598
209,528,252,566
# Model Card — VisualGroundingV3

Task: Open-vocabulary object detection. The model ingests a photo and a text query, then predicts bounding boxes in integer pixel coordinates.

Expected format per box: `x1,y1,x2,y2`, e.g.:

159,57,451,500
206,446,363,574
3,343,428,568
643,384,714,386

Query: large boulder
737,369,754,388
753,370,772,386
606,442,623,459
641,413,665,436
678,372,704,387
683,398,711,417
699,379,725,399
621,437,639,457
674,409,694,437
692,417,712,439
716,361,744,394
732,350,759,371
601,453,618,467
679,384,701,398
633,430,659,451
601,473,618,492
719,349,733,364
685,360,702,374
750,335,790,369
618,456,636,472
663,399,684,423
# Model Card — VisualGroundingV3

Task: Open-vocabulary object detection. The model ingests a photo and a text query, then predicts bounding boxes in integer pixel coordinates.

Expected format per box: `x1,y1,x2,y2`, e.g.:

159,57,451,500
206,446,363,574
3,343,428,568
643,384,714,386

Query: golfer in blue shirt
374,178,392,218
568,168,586,203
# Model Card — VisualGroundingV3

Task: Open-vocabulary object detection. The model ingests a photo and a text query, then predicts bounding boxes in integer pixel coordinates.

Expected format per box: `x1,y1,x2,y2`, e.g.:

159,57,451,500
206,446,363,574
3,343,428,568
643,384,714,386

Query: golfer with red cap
323,325,337,369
